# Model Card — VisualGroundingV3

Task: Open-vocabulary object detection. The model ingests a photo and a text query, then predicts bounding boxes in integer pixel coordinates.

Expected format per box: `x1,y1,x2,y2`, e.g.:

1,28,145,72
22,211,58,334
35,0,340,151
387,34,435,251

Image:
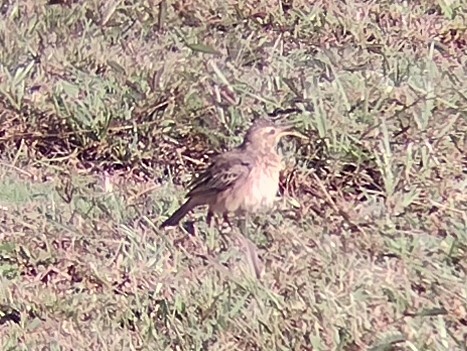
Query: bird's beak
277,125,307,139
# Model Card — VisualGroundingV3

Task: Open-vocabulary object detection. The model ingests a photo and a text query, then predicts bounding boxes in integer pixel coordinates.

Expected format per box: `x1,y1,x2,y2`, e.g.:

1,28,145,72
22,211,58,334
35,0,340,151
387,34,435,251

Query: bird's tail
160,198,199,228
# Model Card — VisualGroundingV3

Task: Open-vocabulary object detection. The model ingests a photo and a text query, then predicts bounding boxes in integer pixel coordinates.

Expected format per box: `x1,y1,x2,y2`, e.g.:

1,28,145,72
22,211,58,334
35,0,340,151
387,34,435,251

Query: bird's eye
268,128,276,135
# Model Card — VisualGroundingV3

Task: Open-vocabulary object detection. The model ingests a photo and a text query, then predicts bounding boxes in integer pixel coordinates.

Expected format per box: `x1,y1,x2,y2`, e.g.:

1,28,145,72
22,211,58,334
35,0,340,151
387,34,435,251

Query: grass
0,0,466,350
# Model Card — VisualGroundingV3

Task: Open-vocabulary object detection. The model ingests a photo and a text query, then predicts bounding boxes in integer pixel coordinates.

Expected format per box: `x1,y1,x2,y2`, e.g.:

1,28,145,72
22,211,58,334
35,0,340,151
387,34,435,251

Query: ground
0,0,466,350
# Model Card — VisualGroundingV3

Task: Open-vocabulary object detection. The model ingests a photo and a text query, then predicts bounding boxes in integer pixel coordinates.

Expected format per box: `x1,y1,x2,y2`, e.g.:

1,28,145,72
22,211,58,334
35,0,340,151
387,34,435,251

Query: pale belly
240,169,279,211
210,156,283,214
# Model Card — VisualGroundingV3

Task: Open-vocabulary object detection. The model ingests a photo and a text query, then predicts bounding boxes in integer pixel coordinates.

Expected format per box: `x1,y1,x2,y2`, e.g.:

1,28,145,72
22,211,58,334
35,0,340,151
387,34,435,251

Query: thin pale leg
206,210,214,227
239,212,249,235
207,211,230,228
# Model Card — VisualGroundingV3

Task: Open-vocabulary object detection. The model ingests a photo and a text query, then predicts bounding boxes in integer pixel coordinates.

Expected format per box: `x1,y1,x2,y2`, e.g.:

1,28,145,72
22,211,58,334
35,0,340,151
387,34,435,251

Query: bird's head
243,119,305,151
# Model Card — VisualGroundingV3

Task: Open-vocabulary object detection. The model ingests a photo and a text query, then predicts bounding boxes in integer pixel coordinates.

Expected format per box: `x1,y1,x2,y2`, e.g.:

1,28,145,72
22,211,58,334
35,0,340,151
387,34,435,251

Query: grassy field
0,0,466,350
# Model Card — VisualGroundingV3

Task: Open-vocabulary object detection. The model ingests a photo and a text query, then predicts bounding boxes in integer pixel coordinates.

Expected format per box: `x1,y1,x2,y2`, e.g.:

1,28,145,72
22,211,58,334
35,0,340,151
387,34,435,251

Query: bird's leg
217,213,231,247
206,210,214,228
239,212,249,236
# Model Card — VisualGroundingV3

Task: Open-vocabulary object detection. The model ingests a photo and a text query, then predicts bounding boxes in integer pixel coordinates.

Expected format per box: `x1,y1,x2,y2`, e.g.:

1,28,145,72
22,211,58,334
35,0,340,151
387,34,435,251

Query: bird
160,119,303,229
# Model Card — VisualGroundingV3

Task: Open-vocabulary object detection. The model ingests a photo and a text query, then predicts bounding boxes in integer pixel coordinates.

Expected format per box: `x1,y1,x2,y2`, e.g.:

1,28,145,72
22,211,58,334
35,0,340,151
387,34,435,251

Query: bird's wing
187,152,252,198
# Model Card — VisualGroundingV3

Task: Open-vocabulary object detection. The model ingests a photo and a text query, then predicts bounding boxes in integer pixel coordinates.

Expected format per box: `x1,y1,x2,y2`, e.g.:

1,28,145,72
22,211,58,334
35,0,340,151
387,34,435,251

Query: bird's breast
241,158,281,211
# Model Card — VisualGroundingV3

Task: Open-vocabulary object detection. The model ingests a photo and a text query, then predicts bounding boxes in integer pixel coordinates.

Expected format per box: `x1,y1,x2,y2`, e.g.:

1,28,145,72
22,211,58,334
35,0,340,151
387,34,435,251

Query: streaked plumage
160,119,302,228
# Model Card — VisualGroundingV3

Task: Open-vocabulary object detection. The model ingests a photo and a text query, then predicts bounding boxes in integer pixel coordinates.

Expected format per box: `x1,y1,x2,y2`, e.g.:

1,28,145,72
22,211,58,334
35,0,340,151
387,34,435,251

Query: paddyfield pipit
160,119,303,228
